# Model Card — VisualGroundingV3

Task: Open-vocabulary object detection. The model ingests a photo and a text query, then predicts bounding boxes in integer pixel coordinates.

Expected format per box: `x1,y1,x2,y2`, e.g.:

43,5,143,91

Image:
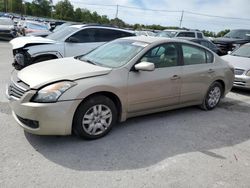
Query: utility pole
179,10,184,28
115,4,119,19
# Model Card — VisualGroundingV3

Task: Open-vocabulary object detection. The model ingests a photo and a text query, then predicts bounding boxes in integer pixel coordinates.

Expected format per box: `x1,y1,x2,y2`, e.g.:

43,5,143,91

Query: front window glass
231,45,250,58
182,44,206,65
140,44,178,68
46,26,78,41
79,39,147,68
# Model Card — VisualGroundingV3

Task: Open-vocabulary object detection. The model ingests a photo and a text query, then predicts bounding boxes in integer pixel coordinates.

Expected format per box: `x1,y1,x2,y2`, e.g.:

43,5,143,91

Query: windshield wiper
81,58,97,65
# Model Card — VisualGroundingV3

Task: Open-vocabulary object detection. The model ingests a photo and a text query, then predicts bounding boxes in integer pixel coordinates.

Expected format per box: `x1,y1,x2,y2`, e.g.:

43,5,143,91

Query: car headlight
15,53,25,66
32,81,77,103
246,70,250,77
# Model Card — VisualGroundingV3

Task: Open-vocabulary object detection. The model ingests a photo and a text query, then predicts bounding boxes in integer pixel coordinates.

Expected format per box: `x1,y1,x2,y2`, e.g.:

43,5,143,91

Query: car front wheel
73,95,118,139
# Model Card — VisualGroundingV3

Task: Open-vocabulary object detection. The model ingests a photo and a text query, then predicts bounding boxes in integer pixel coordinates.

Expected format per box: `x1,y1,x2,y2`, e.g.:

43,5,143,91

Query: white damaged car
10,24,134,70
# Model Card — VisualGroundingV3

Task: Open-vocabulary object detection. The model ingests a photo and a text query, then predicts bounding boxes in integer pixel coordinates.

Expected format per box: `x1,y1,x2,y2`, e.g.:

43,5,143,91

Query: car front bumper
234,75,250,89
7,91,81,136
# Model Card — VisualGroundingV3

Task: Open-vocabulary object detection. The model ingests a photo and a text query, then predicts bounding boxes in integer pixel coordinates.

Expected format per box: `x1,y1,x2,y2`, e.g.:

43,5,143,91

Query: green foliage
216,29,230,37
74,8,82,22
54,0,74,21
110,18,126,27
30,0,51,17
0,0,4,12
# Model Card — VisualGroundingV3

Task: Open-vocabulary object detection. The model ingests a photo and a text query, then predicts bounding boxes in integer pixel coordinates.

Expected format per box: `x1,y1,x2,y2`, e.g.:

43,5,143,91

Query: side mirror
134,62,155,71
227,51,232,55
66,36,79,43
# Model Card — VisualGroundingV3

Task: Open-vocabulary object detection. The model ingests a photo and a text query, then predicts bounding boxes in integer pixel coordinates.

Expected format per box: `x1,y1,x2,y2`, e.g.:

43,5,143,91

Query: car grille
8,73,30,99
234,69,245,75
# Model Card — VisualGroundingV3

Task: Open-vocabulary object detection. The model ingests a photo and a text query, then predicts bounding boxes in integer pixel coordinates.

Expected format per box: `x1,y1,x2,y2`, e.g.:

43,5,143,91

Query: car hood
221,55,250,70
17,57,112,89
10,36,55,49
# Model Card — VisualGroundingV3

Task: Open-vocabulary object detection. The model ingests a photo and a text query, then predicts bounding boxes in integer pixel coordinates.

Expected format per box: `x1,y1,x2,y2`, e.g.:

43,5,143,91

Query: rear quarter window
206,50,214,63
197,33,203,38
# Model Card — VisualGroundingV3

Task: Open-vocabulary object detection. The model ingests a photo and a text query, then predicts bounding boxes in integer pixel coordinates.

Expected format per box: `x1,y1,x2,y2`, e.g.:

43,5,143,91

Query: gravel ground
0,41,250,188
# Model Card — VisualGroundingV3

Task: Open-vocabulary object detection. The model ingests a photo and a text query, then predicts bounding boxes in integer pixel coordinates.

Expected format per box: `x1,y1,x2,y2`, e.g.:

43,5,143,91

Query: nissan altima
6,36,234,139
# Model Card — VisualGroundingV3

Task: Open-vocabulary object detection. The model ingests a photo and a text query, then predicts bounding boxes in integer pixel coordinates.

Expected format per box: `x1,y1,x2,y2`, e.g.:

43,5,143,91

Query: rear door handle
171,75,181,80
208,69,215,73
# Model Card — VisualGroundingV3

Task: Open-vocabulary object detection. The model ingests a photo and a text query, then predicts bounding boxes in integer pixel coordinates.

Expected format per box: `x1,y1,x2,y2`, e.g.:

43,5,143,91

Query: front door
127,43,182,113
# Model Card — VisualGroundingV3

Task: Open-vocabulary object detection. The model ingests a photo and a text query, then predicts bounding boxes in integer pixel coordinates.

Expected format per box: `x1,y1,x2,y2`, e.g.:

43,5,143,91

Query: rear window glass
177,32,195,38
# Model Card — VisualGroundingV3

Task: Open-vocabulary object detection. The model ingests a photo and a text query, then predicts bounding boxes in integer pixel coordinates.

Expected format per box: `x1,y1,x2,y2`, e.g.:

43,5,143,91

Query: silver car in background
6,36,234,139
222,43,250,89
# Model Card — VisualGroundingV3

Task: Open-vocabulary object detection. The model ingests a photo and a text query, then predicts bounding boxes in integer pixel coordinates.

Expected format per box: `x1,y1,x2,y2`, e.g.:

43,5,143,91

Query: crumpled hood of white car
10,36,55,49
17,57,112,89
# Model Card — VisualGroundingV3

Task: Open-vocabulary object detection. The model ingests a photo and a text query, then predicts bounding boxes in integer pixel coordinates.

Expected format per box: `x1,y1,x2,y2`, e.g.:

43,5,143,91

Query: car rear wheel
201,82,223,110
73,95,118,139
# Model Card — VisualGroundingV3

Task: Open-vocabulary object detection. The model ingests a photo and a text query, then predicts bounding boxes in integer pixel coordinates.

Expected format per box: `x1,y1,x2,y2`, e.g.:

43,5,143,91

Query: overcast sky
53,0,250,32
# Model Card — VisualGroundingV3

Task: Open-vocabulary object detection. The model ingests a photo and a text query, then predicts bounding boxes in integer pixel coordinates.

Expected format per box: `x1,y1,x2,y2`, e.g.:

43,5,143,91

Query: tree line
0,0,230,37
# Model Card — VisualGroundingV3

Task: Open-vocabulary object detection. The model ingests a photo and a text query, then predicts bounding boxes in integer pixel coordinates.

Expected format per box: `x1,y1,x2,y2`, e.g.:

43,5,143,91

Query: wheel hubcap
82,104,112,136
208,86,221,108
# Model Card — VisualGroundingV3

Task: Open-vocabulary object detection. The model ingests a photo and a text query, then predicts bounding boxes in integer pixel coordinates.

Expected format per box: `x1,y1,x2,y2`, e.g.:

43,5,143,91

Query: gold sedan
6,36,234,139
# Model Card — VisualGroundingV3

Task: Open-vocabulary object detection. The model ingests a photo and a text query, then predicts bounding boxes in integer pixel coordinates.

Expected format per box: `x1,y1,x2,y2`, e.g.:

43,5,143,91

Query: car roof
70,24,134,33
120,36,203,45
163,29,187,32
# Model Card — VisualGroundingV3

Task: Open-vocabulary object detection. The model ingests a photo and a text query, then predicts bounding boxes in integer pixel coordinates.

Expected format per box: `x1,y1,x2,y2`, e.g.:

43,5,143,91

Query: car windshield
231,45,250,58
79,39,147,68
46,26,78,41
224,30,250,40
0,18,13,25
156,31,173,38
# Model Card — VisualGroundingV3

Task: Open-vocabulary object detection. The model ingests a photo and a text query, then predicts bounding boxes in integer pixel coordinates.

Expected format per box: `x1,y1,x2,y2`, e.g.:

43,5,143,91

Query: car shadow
25,97,250,171
231,88,250,96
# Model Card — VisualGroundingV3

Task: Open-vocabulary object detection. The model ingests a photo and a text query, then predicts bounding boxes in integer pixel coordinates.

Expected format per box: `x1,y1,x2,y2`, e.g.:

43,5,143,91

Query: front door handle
171,75,180,80
208,69,215,73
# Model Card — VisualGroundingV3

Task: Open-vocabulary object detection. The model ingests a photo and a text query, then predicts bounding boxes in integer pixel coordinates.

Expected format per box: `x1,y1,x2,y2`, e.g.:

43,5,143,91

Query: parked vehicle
6,36,234,139
0,17,17,40
179,37,223,55
10,24,135,70
135,30,156,37
157,29,205,39
213,29,250,55
221,43,250,89
17,20,51,36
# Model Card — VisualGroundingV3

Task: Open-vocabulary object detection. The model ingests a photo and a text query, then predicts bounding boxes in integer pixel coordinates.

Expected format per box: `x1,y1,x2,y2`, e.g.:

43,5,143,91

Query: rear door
179,43,216,103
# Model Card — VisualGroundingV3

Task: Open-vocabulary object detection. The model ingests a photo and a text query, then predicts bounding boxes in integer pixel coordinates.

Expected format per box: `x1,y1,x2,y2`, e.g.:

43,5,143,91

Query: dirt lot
0,41,250,188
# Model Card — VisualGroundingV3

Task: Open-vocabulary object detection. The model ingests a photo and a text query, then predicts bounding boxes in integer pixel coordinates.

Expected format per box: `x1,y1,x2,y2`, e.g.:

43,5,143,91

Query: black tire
200,82,223,110
73,95,118,140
